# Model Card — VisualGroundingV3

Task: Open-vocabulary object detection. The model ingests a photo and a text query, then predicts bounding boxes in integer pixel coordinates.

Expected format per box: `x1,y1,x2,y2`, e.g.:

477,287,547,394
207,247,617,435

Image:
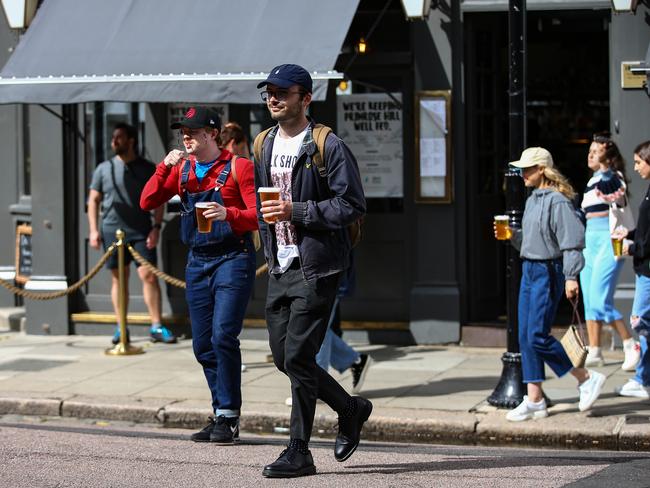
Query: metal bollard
105,229,144,356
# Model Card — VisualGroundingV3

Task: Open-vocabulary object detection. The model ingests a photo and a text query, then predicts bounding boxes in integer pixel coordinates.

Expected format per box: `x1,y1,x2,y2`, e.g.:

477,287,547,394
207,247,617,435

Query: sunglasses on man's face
260,89,305,102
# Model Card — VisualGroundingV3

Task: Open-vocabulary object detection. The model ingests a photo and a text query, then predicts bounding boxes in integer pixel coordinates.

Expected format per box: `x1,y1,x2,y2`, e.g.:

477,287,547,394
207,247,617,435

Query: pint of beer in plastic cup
258,187,281,224
611,238,623,257
195,202,213,233
494,215,511,240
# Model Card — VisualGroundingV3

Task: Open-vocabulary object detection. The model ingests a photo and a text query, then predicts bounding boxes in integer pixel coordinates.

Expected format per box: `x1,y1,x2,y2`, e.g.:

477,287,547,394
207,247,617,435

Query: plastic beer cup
195,202,213,233
258,187,281,224
494,215,511,240
612,238,623,257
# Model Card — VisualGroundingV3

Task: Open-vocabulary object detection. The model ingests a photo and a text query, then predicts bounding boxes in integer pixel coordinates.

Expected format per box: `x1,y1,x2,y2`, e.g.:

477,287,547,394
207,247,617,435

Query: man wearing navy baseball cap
257,63,313,93
254,65,370,478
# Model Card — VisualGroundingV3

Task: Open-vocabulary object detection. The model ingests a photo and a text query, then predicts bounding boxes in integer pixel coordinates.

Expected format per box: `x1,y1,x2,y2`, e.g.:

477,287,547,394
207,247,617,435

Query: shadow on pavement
360,376,500,399
334,455,618,476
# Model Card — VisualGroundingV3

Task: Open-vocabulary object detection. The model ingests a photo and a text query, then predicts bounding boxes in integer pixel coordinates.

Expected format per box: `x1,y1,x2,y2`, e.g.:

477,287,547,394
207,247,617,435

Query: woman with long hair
497,147,606,421
580,132,640,370
219,121,250,159
615,140,650,399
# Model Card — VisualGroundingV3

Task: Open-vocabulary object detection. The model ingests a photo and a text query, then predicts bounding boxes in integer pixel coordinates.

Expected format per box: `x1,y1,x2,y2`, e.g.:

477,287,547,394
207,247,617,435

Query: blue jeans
519,259,574,383
316,328,359,373
185,244,256,417
632,274,650,386
580,217,624,323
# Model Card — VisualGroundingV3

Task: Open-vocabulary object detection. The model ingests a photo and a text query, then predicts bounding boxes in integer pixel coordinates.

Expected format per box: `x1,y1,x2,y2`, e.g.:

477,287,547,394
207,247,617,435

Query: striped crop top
581,170,627,218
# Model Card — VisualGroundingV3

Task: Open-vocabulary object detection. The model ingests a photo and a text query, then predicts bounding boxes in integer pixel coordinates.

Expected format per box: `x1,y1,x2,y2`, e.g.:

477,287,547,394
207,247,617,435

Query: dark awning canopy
0,0,359,104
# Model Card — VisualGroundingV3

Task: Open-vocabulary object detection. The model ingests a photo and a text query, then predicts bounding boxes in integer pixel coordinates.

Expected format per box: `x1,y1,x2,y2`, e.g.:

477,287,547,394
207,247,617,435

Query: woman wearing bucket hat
579,132,640,370
496,147,606,421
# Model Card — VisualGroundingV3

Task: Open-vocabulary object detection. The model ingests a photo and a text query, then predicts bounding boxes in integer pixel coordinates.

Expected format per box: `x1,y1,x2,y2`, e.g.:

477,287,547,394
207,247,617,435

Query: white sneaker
585,348,605,367
621,341,641,372
505,396,548,422
284,396,292,407
578,370,606,412
615,379,650,399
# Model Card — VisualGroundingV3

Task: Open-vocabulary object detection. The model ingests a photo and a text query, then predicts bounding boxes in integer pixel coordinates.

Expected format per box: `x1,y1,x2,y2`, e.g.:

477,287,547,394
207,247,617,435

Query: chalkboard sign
15,224,32,284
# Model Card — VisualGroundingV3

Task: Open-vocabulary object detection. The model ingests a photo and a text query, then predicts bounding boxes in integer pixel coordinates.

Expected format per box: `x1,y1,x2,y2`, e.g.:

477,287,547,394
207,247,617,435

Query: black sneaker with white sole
190,417,217,442
351,354,373,394
209,415,239,444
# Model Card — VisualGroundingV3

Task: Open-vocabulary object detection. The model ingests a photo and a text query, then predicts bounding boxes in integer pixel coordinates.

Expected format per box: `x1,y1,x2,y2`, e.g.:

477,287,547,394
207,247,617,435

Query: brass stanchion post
105,229,144,356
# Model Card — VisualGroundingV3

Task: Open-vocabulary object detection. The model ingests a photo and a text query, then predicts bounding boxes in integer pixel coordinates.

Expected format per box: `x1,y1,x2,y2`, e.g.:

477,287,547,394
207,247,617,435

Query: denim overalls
180,158,256,417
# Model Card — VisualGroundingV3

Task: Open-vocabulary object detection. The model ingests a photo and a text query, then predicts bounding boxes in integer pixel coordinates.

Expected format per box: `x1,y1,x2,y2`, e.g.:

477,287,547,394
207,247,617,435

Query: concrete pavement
0,330,649,451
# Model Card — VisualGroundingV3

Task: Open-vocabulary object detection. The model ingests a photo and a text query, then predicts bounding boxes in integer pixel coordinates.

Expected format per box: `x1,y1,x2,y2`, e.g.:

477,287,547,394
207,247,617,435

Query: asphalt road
1,415,649,488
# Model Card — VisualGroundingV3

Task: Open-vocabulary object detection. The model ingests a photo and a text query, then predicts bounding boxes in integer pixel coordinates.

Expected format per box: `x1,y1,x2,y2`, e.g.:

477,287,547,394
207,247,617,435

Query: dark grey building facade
0,0,648,344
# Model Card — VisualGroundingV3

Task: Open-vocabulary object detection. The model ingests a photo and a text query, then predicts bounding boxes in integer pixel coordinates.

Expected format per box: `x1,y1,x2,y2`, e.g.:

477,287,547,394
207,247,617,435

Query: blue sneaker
150,324,177,344
111,326,130,345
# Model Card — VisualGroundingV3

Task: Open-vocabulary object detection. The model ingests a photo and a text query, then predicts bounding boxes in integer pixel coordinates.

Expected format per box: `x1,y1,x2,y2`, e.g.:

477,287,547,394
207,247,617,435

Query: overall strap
179,159,191,192
214,161,232,191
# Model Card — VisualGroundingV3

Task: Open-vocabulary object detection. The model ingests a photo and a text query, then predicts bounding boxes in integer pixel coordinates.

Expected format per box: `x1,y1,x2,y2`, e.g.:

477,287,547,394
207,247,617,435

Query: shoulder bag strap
570,297,587,344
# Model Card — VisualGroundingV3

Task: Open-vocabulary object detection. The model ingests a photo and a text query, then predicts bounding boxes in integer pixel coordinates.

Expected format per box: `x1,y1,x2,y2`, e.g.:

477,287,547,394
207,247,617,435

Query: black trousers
266,265,350,442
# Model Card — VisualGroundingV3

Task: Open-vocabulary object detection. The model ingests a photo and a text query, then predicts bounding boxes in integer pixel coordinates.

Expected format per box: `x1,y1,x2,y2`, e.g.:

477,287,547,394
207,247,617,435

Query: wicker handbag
560,297,588,368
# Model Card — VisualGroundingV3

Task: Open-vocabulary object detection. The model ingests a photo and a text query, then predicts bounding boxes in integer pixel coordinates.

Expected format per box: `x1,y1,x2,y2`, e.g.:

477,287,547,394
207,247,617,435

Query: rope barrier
0,237,270,300
128,243,269,287
0,244,116,300
126,244,186,289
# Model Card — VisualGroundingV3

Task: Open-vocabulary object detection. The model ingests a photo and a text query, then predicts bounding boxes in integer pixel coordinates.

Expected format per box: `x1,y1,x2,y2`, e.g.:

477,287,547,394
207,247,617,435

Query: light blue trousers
632,274,650,386
580,217,624,323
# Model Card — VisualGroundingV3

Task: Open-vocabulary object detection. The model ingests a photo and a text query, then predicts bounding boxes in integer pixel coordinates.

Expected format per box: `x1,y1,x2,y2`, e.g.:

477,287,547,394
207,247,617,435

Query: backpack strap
253,127,273,165
231,155,239,184
312,124,332,178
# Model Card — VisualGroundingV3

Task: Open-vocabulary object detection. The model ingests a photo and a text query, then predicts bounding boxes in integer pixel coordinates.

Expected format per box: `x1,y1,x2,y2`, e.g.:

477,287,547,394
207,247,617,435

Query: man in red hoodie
140,106,257,444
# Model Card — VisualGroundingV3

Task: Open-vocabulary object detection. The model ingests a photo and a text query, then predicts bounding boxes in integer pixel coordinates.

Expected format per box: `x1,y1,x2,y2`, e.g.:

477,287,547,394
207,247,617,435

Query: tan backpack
253,124,361,248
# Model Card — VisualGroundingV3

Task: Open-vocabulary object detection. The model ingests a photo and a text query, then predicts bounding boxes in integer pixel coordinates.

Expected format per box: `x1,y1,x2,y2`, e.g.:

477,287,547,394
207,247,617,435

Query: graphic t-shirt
270,127,308,273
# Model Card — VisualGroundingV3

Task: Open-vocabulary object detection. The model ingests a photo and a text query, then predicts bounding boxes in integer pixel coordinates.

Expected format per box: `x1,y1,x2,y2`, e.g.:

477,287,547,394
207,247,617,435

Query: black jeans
266,264,350,442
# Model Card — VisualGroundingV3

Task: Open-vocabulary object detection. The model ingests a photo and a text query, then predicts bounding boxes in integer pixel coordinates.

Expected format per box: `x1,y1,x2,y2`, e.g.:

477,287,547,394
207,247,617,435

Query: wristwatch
153,223,162,230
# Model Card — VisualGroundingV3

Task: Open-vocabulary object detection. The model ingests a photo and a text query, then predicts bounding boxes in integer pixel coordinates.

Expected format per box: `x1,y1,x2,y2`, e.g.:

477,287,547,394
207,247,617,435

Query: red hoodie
140,149,258,236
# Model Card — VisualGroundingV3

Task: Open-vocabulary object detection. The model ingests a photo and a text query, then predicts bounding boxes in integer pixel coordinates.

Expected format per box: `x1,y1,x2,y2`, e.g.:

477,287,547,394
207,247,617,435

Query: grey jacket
511,188,585,280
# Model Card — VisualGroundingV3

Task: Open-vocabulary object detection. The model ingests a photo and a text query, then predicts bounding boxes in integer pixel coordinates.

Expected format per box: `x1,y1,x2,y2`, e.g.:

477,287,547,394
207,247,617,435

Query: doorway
464,9,610,324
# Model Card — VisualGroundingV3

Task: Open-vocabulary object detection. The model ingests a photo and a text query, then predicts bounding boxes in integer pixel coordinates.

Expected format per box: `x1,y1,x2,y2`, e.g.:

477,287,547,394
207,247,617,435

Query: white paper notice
420,100,446,136
337,93,403,198
420,138,446,177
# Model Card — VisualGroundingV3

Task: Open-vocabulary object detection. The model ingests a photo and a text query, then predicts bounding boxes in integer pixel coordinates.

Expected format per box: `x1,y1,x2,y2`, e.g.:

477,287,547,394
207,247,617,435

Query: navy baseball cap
257,64,313,93
170,106,221,130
